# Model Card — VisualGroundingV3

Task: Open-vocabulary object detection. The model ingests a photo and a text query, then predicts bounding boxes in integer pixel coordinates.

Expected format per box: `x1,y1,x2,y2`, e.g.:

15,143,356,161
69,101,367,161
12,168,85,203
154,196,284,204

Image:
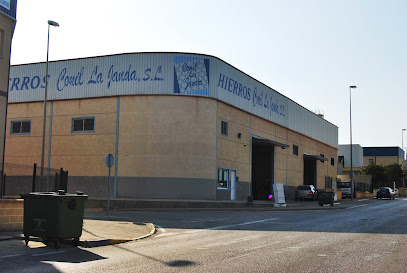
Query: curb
81,223,157,248
89,205,349,212
0,235,14,241
2,223,157,248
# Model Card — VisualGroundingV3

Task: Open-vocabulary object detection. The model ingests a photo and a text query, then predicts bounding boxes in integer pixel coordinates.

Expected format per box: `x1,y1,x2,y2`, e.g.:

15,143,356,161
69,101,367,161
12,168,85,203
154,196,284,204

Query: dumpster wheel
72,237,80,247
54,239,61,249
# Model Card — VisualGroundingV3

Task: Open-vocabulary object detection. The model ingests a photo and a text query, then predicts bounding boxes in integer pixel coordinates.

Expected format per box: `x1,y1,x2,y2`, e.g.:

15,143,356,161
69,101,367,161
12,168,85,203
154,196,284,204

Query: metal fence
0,163,65,197
355,182,371,193
325,176,336,189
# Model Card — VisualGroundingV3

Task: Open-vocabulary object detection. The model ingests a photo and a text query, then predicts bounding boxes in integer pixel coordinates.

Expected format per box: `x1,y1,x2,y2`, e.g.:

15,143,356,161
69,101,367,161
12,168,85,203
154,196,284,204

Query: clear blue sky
10,0,407,149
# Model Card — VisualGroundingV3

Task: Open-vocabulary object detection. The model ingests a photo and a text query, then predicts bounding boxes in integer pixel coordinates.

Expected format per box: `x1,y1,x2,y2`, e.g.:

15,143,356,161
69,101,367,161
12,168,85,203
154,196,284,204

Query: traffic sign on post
105,153,114,168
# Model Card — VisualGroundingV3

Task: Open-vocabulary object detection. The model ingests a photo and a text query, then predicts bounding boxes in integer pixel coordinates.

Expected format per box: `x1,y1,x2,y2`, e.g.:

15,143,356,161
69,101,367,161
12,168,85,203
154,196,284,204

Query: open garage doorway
303,158,316,186
252,141,274,200
303,154,327,186
251,136,289,200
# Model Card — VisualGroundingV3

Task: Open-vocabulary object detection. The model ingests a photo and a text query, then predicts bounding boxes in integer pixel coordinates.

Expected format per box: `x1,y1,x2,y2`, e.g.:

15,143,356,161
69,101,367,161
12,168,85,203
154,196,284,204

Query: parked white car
295,185,317,201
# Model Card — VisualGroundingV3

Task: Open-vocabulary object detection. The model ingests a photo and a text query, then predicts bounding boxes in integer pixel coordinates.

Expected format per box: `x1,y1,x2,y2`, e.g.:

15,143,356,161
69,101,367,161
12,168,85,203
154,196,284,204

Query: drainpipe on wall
215,101,218,200
113,97,120,198
286,128,288,196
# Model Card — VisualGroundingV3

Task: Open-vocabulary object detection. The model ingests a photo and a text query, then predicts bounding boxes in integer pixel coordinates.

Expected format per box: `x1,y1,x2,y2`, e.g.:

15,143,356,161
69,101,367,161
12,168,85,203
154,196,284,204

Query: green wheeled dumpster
21,191,88,248
317,190,334,206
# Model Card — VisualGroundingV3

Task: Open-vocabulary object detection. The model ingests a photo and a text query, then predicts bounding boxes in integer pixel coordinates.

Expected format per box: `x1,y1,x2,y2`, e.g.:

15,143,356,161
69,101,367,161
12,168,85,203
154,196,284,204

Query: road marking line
154,218,280,238
209,218,280,230
197,234,264,249
31,250,65,257
0,254,25,259
185,217,232,223
349,204,368,209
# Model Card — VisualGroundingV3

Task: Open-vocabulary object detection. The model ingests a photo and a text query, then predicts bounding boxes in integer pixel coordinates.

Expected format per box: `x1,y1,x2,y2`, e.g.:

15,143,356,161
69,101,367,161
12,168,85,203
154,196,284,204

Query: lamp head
48,20,60,27
349,86,357,89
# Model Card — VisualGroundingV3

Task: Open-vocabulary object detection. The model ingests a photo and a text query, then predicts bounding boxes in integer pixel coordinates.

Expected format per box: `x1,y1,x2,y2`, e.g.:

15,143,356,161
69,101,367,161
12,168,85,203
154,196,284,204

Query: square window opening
72,117,95,132
218,167,229,189
221,120,228,136
10,120,31,135
293,145,298,156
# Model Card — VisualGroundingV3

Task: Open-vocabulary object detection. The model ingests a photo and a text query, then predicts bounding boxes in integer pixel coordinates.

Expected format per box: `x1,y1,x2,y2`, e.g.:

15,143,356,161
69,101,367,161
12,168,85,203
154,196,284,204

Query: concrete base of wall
216,181,250,201
117,177,217,200
363,192,374,198
68,176,218,200
0,198,23,231
355,192,364,198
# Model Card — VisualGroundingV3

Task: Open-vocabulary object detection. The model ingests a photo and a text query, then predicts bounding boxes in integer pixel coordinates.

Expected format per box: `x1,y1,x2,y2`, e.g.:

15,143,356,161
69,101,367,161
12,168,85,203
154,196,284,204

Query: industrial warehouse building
4,52,338,201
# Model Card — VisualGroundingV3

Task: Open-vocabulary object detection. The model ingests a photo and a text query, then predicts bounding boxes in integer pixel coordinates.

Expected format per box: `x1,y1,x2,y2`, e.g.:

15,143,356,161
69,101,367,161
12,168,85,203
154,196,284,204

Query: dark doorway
303,159,316,186
252,140,274,200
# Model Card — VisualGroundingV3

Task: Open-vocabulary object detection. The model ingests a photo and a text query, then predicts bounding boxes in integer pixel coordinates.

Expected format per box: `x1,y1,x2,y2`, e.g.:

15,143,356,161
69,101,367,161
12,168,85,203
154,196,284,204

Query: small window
218,167,229,189
10,120,31,135
293,145,298,156
72,117,95,132
331,158,335,166
221,120,228,136
338,156,344,164
368,159,374,165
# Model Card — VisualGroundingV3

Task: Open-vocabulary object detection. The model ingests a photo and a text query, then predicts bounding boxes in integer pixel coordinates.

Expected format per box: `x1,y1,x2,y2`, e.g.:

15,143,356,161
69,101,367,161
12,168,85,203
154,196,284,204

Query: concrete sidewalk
0,216,156,251
80,217,156,247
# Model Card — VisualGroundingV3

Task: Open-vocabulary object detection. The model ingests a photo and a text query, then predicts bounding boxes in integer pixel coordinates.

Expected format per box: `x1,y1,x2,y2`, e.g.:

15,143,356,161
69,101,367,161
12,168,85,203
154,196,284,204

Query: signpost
105,154,114,216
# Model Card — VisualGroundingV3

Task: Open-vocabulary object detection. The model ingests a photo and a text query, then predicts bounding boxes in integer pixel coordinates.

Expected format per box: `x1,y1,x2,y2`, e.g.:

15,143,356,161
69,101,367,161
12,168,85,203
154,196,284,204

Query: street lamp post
349,85,357,201
402,129,406,190
402,129,406,161
40,20,59,191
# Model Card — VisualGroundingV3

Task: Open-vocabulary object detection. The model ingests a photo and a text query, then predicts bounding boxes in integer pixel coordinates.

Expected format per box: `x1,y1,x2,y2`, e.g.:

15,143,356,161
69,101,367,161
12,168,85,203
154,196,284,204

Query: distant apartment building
363,147,404,166
337,144,364,178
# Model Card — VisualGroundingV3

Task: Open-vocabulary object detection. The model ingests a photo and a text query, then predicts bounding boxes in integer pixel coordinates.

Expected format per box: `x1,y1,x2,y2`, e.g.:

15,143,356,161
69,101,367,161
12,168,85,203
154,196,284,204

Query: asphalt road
1,198,407,272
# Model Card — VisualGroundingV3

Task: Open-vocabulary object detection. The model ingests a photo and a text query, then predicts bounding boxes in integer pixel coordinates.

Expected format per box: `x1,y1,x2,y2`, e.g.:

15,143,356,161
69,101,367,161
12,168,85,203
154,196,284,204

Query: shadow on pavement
38,247,106,263
0,239,106,273
112,243,197,268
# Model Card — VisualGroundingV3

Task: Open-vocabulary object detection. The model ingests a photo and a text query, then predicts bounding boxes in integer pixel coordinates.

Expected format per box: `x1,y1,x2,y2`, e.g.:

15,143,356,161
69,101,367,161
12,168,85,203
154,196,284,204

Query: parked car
295,185,318,201
376,187,395,199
